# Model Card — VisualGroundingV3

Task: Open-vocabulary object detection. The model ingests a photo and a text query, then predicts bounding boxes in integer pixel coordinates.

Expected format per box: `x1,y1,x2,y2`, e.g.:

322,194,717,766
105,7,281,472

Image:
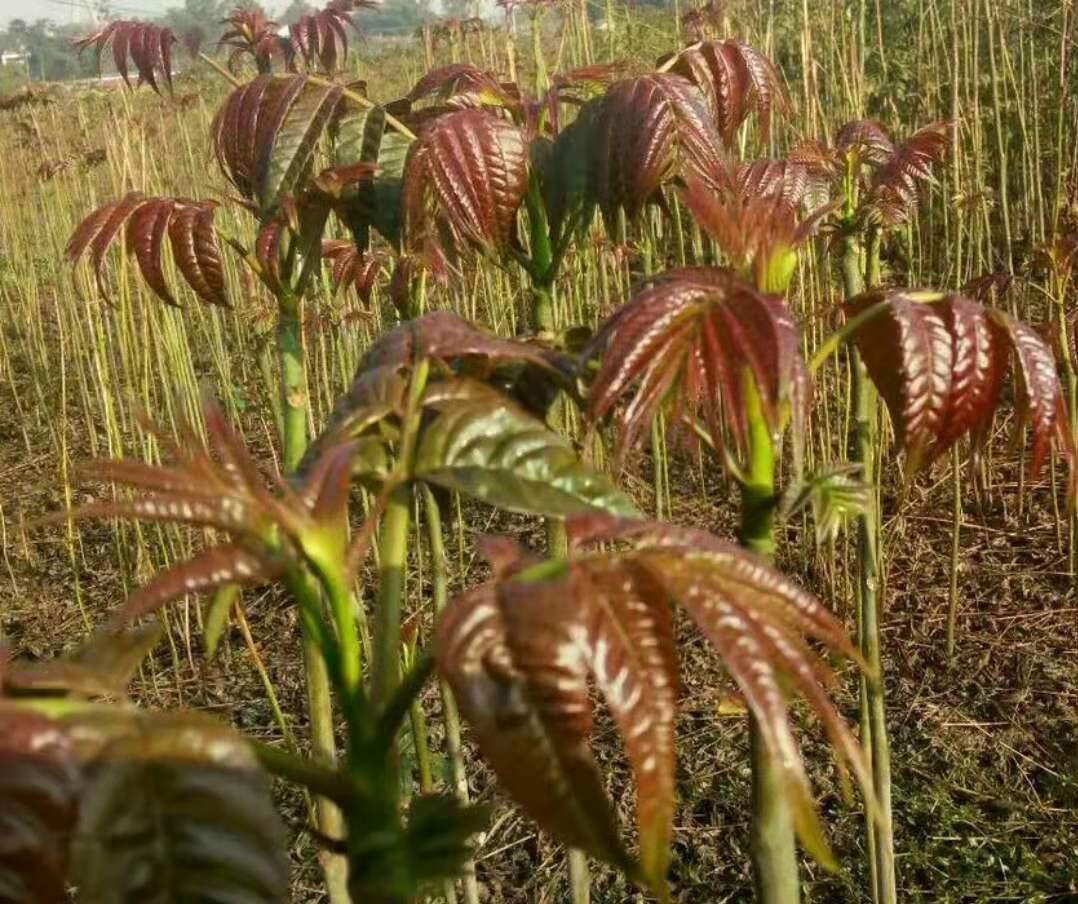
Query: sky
2,0,172,27
0,0,287,28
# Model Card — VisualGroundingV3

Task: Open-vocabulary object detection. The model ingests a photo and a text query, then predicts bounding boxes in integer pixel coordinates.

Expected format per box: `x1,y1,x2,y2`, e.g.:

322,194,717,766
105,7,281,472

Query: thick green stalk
533,283,556,336
568,852,591,904
286,570,350,904
276,291,350,903
302,634,350,900
741,382,799,904
739,386,778,559
371,484,413,803
526,178,557,334
278,297,308,474
842,236,897,904
316,560,365,743
522,184,586,897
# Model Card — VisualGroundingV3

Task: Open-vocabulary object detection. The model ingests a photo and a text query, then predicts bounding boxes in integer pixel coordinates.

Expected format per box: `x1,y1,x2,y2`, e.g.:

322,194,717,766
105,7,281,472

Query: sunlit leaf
416,378,639,518
212,75,356,218
402,108,530,262
220,7,285,73
259,79,344,213
866,122,952,225
67,195,229,308
667,39,789,145
588,267,808,457
436,516,872,895
847,290,1073,482
287,1,370,73
591,73,723,225
436,582,638,875
62,396,357,626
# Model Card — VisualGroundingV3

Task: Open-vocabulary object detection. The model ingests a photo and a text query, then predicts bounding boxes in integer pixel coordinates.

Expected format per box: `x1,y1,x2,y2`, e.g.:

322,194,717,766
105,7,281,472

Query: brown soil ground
3,334,1075,904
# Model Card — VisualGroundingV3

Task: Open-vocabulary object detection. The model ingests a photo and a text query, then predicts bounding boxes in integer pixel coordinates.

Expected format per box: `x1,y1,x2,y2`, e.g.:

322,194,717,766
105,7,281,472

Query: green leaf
70,711,289,904
332,95,386,177
203,586,240,663
257,78,344,215
539,99,601,251
333,97,412,249
415,378,638,519
368,130,412,248
780,464,872,544
347,794,491,903
402,795,490,886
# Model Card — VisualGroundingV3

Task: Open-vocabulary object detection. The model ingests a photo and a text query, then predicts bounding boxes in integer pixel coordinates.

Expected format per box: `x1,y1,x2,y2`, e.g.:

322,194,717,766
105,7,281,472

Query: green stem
542,431,584,902
651,417,668,519
424,485,481,904
197,50,241,86
741,380,800,904
842,235,897,904
303,620,350,899
275,289,350,903
374,653,435,754
865,227,882,289
531,7,549,96
316,559,365,752
750,723,800,903
526,176,557,335
739,386,777,558
533,282,556,335
278,297,308,474
568,850,591,904
252,741,358,805
235,601,304,761
408,679,435,794
285,569,350,904
371,484,413,802
533,194,593,904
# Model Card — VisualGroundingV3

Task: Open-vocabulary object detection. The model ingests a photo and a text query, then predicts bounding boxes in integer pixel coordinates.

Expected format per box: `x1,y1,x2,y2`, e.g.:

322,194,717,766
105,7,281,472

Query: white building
1,50,31,68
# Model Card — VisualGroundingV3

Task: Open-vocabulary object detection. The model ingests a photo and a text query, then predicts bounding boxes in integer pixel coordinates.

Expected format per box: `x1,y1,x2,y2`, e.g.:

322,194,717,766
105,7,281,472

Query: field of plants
0,0,1076,902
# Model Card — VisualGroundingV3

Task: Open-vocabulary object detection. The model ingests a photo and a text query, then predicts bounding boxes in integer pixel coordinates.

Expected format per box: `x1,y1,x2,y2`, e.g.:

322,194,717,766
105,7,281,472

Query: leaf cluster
0,632,288,904
848,290,1077,486
435,514,874,898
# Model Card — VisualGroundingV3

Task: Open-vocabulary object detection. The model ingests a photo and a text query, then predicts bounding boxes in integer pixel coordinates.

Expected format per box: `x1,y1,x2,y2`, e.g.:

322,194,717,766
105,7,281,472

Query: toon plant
5,307,876,901
582,107,1076,904
41,7,1077,903
56,15,872,902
